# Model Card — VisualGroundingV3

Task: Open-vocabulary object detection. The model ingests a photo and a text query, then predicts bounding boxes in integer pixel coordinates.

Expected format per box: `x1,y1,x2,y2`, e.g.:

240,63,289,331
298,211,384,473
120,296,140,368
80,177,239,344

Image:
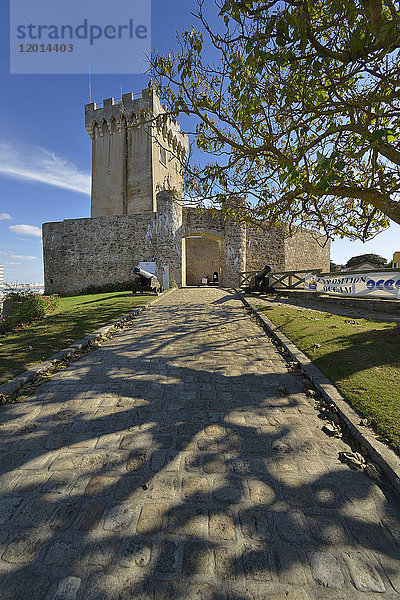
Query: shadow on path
0,289,399,600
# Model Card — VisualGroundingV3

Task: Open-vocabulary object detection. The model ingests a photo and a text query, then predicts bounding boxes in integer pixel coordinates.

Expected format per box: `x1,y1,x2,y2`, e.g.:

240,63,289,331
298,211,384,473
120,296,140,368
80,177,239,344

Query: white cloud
9,224,42,238
0,251,37,261
0,141,90,195
11,254,37,261
0,213,11,220
5,261,22,266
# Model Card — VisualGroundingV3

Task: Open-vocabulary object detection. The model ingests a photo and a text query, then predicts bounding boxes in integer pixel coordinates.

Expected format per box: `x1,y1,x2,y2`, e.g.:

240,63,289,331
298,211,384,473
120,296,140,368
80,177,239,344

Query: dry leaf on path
365,463,382,482
339,451,366,470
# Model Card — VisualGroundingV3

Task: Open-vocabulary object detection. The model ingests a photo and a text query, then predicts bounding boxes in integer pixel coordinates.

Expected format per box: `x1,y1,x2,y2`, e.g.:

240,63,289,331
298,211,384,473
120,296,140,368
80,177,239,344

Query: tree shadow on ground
77,293,145,305
312,326,400,377
259,307,399,377
0,292,399,600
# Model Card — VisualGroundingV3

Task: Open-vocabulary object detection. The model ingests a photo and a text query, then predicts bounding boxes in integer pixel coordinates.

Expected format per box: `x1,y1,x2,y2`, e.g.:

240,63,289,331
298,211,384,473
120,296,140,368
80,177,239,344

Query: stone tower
85,87,189,217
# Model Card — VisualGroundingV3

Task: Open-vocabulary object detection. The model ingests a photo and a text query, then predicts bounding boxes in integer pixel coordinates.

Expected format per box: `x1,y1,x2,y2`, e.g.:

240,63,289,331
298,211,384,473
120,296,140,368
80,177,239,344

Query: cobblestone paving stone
0,287,399,599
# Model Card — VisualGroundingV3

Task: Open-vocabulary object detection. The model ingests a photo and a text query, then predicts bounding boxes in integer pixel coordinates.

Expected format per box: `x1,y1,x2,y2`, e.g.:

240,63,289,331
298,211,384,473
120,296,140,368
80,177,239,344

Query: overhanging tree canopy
151,0,400,240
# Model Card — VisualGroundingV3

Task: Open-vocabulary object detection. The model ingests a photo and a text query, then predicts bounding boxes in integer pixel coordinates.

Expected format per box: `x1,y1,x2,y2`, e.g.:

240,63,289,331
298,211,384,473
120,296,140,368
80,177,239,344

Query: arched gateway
182,233,224,287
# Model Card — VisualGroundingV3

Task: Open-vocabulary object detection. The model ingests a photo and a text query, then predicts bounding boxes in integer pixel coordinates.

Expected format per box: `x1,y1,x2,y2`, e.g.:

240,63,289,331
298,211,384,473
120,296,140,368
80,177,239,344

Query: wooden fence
239,267,400,293
239,269,322,290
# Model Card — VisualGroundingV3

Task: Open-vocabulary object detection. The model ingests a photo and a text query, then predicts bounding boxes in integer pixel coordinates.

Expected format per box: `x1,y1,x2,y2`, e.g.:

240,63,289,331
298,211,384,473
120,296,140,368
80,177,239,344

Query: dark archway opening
185,235,223,286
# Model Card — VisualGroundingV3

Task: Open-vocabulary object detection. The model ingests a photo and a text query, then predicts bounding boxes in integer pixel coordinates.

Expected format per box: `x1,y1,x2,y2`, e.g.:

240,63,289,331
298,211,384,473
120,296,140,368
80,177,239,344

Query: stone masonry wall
224,220,247,287
155,193,183,288
85,90,189,218
182,207,246,287
186,237,221,286
182,207,225,238
43,193,185,295
43,215,156,295
284,228,330,273
246,226,330,274
246,227,287,272
43,196,330,295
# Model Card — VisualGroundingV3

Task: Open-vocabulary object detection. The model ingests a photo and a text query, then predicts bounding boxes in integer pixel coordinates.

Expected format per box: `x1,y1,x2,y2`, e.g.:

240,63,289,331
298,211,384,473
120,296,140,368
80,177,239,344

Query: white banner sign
304,272,400,299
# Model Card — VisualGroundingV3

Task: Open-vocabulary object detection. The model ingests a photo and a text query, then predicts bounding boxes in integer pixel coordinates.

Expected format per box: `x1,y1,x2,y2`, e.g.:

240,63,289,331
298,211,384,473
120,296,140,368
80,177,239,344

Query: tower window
159,145,167,166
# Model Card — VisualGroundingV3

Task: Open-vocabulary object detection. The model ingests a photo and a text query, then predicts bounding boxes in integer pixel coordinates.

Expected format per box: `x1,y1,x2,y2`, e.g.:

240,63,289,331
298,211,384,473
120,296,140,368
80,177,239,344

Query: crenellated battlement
86,87,188,217
85,88,189,161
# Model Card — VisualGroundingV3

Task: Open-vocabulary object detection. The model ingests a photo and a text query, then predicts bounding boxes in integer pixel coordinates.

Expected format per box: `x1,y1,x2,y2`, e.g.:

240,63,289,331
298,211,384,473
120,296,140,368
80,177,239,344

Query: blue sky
0,1,399,283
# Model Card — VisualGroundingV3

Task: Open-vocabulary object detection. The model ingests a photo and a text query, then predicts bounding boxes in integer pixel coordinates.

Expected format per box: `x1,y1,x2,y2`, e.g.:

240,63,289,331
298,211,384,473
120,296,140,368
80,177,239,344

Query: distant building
393,251,400,268
4,282,44,294
0,265,4,291
342,261,383,272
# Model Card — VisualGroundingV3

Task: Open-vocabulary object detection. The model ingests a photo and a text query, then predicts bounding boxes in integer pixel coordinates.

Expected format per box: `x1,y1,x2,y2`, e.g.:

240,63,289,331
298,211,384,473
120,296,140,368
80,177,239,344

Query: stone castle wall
43,194,184,295
181,207,247,287
284,228,330,273
185,237,221,286
85,89,189,218
246,227,287,272
43,215,155,296
43,194,330,295
246,226,330,273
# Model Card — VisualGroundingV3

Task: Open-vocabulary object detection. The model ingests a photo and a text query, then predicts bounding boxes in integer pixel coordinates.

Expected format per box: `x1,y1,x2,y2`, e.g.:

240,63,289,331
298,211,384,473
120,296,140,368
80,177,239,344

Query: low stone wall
277,290,400,316
43,214,156,296
43,195,331,295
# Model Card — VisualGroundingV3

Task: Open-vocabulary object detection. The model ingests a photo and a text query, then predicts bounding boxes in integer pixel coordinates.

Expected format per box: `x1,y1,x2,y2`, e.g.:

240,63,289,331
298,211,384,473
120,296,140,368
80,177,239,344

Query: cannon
132,266,161,294
244,264,276,294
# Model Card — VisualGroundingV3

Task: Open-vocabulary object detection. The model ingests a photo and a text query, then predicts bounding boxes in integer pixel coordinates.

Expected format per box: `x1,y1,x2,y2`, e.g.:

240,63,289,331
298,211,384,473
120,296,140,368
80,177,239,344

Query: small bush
0,292,60,334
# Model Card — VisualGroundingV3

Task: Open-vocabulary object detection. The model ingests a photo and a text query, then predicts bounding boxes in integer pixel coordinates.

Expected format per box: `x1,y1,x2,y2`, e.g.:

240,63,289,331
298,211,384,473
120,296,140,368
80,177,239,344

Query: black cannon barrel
132,266,154,280
244,264,274,294
257,264,272,279
254,264,272,290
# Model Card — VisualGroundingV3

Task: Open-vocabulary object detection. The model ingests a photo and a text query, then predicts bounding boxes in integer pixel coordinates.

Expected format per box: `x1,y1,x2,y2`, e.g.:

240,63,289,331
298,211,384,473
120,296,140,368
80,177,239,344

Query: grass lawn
258,304,400,451
0,291,154,385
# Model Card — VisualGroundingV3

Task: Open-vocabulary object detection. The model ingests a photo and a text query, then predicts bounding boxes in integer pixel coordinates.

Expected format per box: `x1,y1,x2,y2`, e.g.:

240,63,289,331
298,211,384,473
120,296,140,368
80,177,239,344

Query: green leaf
371,129,388,141
349,34,363,52
242,116,252,132
335,159,346,171
278,171,287,183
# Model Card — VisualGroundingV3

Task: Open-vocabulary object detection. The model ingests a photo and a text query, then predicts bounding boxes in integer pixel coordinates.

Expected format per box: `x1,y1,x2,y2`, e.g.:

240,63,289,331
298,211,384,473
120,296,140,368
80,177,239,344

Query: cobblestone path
0,288,400,600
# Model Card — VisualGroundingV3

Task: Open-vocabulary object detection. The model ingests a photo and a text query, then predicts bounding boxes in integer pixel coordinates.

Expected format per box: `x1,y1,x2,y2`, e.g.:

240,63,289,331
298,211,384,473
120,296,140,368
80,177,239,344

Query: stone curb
238,290,400,498
0,288,177,398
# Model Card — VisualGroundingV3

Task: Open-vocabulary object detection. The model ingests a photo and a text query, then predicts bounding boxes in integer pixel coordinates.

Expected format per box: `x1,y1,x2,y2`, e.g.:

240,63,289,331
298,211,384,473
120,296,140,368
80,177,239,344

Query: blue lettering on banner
306,272,400,298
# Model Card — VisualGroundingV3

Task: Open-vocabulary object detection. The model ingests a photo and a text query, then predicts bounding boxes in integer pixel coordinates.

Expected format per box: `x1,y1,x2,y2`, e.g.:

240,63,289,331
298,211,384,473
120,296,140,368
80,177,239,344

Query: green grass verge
258,304,400,451
0,291,154,385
